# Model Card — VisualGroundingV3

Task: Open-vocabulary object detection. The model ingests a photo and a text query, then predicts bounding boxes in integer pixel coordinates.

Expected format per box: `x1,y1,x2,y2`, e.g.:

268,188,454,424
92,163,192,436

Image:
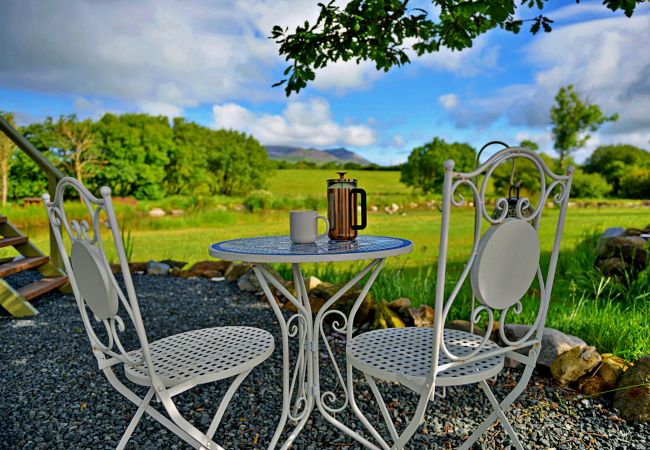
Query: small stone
148,207,165,217
578,354,632,396
551,345,601,385
146,260,170,276
408,305,435,327
305,276,322,292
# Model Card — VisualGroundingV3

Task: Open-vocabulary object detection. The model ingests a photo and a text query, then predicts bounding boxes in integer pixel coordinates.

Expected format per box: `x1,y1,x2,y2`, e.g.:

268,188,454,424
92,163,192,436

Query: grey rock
237,269,260,292
503,324,586,367
146,260,170,276
601,227,625,239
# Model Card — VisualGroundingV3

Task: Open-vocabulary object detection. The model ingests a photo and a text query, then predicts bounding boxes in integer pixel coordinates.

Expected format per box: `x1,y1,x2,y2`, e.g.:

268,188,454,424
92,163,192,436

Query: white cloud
313,60,382,94
415,35,499,76
444,14,650,153
0,0,326,115
212,97,375,147
438,94,459,110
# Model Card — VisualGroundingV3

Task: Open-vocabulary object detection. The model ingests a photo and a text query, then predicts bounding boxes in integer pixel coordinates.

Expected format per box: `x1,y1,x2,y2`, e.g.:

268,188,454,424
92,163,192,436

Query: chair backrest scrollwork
43,178,155,374
430,147,574,374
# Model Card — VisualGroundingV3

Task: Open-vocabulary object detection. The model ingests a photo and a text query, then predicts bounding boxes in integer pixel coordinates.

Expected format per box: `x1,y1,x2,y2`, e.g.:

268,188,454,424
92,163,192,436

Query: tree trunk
75,151,82,183
0,161,7,207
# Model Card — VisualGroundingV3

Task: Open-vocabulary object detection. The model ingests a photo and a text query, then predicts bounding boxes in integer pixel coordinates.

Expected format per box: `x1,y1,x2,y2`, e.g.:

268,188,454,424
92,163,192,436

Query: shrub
619,167,650,199
244,190,274,212
570,169,612,198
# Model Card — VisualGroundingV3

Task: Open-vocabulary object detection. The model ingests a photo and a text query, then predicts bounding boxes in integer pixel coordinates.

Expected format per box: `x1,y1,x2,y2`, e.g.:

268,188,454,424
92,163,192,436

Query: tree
550,85,618,168
205,129,270,196
53,115,102,184
272,1,642,95
167,118,210,195
619,167,650,199
400,137,474,193
519,140,539,151
583,144,650,196
0,112,17,205
93,113,173,199
492,151,557,197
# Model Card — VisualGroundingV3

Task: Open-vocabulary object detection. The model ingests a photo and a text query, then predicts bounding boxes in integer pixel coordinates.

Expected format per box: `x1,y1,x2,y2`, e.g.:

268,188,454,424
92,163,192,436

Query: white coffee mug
290,210,329,244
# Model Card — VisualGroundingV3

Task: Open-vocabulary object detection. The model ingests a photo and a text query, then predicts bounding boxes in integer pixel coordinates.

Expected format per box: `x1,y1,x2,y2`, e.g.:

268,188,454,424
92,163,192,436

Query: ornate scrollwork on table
319,309,349,414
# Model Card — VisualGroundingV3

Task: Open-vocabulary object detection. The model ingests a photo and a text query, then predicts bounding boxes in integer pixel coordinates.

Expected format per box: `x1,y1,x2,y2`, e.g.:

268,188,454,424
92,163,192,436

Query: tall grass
276,232,649,360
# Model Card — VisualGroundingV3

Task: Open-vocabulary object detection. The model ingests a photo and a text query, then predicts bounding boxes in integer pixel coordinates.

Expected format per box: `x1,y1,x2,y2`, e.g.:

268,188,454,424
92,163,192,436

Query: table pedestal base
254,258,387,450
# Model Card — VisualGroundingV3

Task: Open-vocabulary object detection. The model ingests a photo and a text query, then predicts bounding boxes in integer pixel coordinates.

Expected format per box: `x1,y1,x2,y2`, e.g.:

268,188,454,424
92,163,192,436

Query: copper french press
327,172,367,241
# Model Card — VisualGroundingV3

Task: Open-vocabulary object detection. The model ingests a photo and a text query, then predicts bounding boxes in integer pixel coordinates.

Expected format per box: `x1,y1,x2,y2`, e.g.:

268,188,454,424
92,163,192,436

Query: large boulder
601,227,625,239
237,266,285,293
578,353,632,396
309,282,374,325
595,235,648,276
177,260,230,278
551,345,601,385
224,262,254,282
503,324,586,367
613,355,650,422
445,320,487,337
388,297,413,325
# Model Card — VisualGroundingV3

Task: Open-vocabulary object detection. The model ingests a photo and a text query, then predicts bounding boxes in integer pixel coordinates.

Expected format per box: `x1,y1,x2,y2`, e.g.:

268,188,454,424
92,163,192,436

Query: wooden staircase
0,214,67,317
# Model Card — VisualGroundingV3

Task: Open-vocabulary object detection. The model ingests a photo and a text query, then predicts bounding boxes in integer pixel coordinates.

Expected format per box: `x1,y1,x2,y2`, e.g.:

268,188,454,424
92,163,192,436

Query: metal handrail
0,114,65,269
0,115,65,180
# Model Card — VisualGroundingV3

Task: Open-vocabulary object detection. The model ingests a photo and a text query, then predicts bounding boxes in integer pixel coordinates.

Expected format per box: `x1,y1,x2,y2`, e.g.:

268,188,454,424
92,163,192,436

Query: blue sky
1,0,648,165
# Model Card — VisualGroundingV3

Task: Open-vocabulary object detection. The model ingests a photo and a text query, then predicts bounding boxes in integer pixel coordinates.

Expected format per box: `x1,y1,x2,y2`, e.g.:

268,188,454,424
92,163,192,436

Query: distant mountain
264,145,372,165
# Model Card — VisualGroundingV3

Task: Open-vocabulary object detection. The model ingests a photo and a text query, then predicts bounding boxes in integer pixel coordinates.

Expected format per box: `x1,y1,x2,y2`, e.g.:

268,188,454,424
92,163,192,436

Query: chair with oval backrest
43,177,275,450
345,147,574,449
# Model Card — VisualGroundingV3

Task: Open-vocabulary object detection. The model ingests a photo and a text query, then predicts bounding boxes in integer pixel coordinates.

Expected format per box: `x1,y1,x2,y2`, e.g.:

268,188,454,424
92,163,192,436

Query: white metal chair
43,177,275,450
345,147,574,449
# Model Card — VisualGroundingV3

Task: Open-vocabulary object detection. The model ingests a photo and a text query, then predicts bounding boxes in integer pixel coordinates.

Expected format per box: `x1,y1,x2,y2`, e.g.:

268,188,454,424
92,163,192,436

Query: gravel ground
1,272,648,450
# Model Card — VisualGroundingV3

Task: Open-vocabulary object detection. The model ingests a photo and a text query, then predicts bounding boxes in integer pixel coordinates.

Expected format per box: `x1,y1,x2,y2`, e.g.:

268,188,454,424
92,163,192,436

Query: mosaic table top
209,235,412,263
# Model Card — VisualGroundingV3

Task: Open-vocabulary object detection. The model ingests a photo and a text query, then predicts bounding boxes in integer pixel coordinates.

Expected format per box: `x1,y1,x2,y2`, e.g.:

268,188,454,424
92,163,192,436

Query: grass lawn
267,169,410,197
2,169,649,360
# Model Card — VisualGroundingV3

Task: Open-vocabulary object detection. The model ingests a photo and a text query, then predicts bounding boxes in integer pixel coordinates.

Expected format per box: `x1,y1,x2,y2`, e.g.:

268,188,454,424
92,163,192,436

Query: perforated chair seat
347,328,503,388
125,326,274,387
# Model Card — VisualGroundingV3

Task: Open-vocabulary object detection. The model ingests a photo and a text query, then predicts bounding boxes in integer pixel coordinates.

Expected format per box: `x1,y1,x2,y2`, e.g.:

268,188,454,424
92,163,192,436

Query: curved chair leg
365,373,399,443
459,362,535,450
116,387,155,450
206,370,252,440
104,367,208,449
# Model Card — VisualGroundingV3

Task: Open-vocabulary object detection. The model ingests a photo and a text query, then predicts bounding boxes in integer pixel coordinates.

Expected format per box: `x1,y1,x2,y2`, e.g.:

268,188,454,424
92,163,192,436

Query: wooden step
0,236,28,248
18,276,68,301
0,256,49,277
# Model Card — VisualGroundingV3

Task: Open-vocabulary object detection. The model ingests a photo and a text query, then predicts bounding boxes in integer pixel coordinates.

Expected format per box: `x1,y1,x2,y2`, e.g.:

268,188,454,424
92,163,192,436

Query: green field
2,169,649,359
267,169,411,197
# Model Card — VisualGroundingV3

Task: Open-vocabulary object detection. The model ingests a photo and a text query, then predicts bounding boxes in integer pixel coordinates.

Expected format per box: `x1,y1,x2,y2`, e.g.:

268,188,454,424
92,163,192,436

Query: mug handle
317,215,330,239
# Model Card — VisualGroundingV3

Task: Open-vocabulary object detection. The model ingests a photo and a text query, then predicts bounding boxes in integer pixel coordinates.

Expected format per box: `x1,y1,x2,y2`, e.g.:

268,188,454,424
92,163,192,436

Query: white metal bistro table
209,235,412,449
